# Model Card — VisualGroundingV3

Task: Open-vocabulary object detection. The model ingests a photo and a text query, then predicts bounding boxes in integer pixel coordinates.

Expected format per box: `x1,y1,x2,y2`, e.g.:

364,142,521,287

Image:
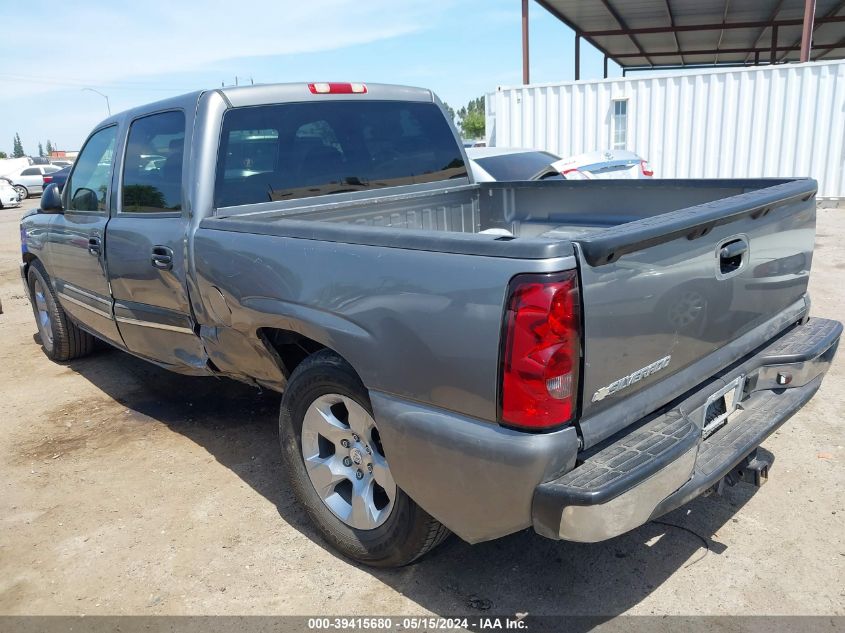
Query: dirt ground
0,197,843,618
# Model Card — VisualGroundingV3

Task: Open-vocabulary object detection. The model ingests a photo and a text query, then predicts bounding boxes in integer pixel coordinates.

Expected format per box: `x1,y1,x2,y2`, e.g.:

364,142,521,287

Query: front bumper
532,317,841,542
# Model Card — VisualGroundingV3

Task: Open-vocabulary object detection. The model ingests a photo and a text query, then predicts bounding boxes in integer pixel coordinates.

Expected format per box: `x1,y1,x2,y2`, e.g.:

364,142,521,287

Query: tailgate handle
718,237,748,277
720,241,747,259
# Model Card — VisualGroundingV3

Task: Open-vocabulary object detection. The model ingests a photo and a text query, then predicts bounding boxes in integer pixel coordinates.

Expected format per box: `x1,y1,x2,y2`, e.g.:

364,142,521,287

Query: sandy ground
0,197,843,617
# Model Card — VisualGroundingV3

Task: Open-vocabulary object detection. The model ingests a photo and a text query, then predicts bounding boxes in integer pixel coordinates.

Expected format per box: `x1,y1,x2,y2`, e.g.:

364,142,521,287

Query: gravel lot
0,197,843,617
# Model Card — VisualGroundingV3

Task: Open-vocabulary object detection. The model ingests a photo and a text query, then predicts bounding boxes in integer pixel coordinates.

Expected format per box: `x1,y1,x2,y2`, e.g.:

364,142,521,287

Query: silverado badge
592,355,672,403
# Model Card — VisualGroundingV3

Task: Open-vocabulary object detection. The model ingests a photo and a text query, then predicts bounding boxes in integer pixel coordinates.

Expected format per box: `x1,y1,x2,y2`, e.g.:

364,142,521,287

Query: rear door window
214,101,465,207
122,110,185,213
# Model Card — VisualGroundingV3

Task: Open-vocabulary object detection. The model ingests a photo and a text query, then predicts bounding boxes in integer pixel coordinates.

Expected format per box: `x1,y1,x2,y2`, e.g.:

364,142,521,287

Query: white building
486,60,845,200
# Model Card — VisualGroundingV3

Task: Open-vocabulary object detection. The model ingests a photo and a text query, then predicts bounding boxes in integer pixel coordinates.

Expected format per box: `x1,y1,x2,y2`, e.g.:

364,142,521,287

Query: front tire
27,261,95,361
14,185,28,201
278,350,449,567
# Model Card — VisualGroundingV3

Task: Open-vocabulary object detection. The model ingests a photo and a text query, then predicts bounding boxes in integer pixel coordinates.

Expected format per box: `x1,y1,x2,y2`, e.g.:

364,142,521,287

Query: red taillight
42,175,53,184
640,160,653,177
500,271,581,430
307,82,368,94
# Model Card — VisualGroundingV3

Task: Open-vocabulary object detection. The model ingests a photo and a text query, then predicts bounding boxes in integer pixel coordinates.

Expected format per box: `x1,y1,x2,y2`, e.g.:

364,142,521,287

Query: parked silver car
10,164,62,199
552,149,653,180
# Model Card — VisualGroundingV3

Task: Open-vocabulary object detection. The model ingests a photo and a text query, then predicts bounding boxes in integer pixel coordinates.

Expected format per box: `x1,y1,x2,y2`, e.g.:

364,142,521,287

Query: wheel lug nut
356,469,364,480
367,463,373,473
343,457,352,467
340,439,350,448
352,433,360,443
365,446,371,454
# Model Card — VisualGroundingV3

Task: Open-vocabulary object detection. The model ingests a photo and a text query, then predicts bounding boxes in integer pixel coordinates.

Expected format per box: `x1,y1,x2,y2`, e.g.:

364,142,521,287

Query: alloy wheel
300,394,396,530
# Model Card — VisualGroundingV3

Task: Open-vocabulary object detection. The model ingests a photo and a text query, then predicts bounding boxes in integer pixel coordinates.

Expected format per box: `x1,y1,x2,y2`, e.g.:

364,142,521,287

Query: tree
441,101,456,126
12,133,24,158
38,142,44,157
457,96,485,140
0,151,7,159
46,139,54,156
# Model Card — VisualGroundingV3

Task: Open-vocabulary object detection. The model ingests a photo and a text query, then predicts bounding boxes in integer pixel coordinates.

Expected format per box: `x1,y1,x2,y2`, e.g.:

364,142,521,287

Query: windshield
215,101,466,207
473,151,559,181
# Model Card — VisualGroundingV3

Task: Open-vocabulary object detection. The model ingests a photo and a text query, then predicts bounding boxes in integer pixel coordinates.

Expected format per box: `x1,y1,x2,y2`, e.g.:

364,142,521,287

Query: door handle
88,236,101,256
151,245,174,270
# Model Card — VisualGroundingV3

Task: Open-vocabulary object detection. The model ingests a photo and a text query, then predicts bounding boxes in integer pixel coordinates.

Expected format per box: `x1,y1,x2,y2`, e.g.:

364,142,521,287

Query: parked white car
0,177,21,208
466,147,562,182
552,149,653,180
10,164,62,199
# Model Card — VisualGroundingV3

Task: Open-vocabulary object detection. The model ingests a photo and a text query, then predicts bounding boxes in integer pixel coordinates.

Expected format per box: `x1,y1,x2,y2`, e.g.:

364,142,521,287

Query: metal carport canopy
522,0,845,80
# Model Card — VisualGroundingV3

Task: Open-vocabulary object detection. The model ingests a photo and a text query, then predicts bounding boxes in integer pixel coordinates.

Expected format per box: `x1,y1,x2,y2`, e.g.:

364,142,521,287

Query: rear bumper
532,317,841,542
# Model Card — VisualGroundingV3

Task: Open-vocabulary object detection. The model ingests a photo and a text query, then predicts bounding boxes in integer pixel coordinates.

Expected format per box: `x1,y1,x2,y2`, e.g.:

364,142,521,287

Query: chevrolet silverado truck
21,82,841,567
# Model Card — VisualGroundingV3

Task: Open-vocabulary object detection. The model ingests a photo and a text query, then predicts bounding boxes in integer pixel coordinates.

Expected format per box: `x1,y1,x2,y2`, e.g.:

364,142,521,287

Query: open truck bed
192,174,838,546
204,177,820,445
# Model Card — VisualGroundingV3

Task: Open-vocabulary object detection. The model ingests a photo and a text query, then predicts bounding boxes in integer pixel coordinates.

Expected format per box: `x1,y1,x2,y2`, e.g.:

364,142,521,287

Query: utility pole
799,0,817,62
522,0,530,84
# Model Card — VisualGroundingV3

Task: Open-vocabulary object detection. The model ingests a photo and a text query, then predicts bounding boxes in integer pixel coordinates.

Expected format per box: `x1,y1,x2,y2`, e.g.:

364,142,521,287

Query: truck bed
207,178,814,259
199,176,818,448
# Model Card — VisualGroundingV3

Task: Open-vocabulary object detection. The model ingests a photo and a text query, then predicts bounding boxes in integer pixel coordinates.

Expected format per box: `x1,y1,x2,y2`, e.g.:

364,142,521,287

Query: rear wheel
27,261,95,361
278,350,449,567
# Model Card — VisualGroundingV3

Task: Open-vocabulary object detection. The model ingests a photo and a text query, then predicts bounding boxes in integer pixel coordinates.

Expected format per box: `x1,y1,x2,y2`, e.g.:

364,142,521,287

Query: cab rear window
214,101,465,208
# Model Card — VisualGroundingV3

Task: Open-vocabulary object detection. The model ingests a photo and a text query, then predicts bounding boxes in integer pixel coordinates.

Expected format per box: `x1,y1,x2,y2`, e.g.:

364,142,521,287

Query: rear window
214,101,466,207
473,151,559,181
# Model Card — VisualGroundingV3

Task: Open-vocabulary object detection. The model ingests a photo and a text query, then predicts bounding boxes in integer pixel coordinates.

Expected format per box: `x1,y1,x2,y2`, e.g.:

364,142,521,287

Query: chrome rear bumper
532,317,841,542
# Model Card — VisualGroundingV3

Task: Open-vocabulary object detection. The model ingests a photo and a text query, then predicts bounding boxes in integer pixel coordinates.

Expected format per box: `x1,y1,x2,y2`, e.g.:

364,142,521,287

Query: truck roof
220,82,435,107
91,82,436,131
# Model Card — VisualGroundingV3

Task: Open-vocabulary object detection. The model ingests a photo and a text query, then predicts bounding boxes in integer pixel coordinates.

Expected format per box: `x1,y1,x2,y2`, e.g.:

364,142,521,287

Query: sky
0,0,621,154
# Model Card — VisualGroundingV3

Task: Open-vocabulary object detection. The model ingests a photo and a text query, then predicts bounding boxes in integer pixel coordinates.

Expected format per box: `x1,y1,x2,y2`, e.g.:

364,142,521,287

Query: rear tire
27,261,95,362
278,349,449,567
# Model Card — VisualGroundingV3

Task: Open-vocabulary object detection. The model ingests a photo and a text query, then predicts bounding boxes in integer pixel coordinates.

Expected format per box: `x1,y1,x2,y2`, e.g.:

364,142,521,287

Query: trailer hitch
708,449,772,496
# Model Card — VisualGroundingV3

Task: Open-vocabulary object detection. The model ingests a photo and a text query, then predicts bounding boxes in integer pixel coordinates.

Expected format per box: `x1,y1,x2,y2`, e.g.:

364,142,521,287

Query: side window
122,111,185,213
66,126,117,213
21,168,40,176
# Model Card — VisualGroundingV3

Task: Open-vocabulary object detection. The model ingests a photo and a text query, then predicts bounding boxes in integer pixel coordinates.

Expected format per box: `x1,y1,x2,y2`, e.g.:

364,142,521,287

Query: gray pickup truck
21,82,841,567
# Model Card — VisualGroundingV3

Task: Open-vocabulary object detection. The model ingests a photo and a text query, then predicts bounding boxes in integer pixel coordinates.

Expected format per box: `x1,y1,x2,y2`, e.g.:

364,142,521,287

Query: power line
0,73,193,92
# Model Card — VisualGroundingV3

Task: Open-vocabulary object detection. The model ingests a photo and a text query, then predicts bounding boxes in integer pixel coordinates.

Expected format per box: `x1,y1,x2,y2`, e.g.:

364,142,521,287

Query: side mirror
40,183,64,214
70,187,99,212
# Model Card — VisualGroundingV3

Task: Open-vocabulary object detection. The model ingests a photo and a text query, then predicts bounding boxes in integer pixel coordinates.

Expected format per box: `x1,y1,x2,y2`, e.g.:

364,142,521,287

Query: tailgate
572,179,817,447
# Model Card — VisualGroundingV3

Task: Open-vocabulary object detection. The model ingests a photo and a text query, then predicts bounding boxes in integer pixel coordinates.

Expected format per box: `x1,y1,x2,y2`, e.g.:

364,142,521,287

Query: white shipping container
486,60,845,199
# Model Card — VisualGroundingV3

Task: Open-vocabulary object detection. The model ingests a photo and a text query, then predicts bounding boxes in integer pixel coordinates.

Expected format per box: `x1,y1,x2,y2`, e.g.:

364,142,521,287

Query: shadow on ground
65,346,762,621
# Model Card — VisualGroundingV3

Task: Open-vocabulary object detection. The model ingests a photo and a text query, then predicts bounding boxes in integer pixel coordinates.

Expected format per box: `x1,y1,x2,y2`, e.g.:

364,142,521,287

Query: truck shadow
66,346,762,622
